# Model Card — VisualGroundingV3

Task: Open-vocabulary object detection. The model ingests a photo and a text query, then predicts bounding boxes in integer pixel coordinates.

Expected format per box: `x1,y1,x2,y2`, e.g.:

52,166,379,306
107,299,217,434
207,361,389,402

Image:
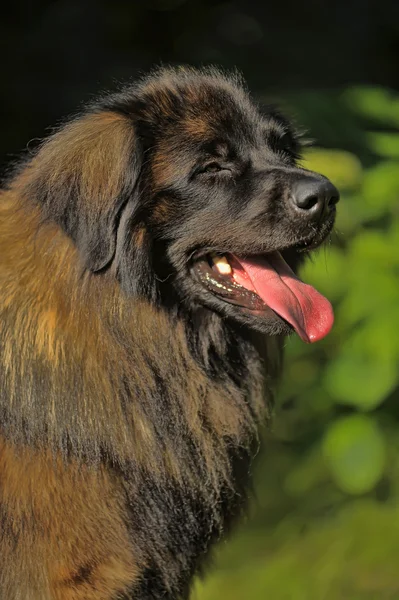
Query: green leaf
367,132,399,159
300,247,347,302
345,309,399,362
337,267,399,328
362,161,399,216
323,415,386,494
301,148,363,191
343,86,399,128
323,352,398,410
349,230,399,268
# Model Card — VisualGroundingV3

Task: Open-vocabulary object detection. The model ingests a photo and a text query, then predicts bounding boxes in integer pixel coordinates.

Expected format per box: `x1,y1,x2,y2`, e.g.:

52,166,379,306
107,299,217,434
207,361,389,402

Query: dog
0,66,339,599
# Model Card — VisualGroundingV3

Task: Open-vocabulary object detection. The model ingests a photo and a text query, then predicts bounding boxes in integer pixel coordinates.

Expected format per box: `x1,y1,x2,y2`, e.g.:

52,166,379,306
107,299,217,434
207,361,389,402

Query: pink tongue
235,253,334,343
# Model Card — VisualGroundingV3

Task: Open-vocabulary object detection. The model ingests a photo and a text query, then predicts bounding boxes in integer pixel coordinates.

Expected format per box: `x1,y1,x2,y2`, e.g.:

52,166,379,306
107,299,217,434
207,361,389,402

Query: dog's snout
291,177,339,220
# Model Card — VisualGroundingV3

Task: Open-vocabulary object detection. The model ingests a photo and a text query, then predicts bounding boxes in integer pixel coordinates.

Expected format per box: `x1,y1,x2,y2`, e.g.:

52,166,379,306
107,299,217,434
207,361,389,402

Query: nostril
328,194,340,207
296,194,319,210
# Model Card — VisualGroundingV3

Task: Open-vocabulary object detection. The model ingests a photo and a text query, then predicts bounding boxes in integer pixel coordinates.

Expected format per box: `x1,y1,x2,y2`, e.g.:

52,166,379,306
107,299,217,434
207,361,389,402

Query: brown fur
0,438,139,599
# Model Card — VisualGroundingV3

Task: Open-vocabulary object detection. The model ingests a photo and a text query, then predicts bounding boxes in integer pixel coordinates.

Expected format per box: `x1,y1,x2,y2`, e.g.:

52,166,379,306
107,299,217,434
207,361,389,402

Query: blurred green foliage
193,86,399,599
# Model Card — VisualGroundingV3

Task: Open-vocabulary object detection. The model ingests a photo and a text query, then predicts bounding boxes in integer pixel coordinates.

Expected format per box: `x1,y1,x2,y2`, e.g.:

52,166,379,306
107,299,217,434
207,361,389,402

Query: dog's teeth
212,255,232,275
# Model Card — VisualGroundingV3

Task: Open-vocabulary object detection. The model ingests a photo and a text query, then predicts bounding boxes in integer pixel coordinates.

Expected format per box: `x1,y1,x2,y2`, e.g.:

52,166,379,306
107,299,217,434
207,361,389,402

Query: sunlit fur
0,67,331,599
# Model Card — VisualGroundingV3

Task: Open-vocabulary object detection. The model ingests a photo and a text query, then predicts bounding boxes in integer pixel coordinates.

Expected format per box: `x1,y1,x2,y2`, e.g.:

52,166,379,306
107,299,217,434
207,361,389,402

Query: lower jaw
193,281,294,336
231,303,293,331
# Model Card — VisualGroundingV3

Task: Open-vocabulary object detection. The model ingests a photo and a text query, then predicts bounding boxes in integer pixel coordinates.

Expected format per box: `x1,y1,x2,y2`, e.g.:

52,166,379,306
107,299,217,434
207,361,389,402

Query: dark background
2,0,399,167
3,2,399,599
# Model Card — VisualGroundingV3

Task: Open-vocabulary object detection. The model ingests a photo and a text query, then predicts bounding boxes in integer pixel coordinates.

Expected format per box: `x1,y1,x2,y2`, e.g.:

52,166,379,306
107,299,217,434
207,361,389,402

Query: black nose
291,177,340,220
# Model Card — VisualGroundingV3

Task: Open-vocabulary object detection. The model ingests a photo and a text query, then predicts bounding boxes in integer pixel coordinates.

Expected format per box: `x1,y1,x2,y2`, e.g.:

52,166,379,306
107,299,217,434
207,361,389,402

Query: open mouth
193,251,334,343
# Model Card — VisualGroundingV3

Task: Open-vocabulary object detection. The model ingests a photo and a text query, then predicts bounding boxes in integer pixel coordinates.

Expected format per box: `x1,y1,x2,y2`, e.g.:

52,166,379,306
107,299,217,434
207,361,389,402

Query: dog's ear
25,111,141,272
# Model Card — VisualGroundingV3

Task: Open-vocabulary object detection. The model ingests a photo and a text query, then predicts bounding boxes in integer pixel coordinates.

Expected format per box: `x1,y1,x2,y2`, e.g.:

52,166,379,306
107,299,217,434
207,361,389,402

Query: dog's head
25,67,339,342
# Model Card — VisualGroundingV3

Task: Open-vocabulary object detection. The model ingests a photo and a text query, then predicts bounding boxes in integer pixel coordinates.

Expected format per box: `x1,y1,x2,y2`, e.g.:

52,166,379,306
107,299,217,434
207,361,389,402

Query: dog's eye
275,133,292,152
274,133,299,159
199,162,231,174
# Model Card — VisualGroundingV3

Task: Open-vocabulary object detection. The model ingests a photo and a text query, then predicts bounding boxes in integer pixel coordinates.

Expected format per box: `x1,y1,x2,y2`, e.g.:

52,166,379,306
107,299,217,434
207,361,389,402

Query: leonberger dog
0,67,339,599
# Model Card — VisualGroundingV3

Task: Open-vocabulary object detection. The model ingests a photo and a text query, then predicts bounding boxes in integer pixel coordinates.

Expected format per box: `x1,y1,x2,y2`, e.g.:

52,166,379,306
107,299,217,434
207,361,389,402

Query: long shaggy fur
0,66,332,599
